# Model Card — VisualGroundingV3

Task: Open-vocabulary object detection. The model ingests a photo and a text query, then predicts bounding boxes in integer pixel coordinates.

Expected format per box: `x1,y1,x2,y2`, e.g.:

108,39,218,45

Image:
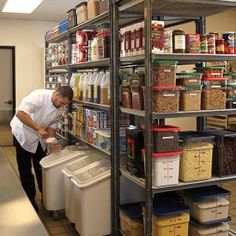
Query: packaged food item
216,38,225,54
207,33,216,54
152,21,164,54
164,30,173,53
173,29,186,53
200,34,208,54
223,32,235,54
186,34,200,53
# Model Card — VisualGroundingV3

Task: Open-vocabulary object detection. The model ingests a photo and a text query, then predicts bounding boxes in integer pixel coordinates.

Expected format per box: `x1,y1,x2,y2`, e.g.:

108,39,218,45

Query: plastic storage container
67,9,77,29
87,0,100,20
152,86,180,113
76,2,87,25
71,159,111,236
202,129,236,176
189,221,230,236
199,66,224,79
151,199,190,236
180,88,202,111
184,186,230,224
179,131,214,182
176,72,202,87
99,0,109,13
152,125,180,153
153,60,178,86
130,84,143,110
120,203,144,236
62,153,104,223
40,148,91,211
59,19,68,34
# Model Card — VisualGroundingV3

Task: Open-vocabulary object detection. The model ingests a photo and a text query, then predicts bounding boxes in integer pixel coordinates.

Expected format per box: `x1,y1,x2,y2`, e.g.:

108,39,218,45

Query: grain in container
121,82,132,108
176,72,202,87
151,198,190,236
76,2,87,24
120,203,144,236
99,0,109,13
152,125,180,153
153,60,178,86
87,0,100,20
152,86,180,113
184,186,230,224
202,129,236,176
189,221,230,236
179,131,214,182
198,66,224,79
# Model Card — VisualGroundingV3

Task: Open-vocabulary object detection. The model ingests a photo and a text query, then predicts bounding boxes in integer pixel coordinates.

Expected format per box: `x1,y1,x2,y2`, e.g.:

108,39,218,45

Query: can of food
164,30,173,53
186,34,200,53
216,39,225,54
207,33,216,54
223,32,235,54
209,32,219,40
200,34,208,54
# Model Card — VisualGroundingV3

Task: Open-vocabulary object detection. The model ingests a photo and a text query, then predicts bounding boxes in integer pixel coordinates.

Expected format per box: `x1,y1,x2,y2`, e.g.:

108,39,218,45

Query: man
10,86,73,211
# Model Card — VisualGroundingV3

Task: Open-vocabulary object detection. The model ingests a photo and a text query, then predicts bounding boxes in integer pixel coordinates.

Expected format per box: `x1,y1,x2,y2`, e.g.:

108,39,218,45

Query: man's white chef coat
10,89,62,153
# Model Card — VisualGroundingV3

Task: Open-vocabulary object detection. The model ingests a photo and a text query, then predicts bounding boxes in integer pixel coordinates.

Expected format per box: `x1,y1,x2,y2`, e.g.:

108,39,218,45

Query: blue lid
153,199,190,216
202,129,236,138
120,203,143,220
180,131,215,142
186,186,231,200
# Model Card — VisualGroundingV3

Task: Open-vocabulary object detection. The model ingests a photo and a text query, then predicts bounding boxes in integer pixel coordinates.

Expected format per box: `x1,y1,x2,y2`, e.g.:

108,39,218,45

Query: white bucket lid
61,152,104,177
71,159,110,188
40,149,91,168
191,222,229,235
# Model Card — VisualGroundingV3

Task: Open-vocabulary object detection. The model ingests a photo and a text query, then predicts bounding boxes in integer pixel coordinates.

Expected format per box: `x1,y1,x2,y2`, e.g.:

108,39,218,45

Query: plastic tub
184,186,230,224
71,159,111,236
153,60,177,86
130,84,144,110
40,148,91,211
189,221,230,236
176,72,202,87
198,66,224,79
179,131,214,182
62,153,104,223
152,125,180,153
120,203,144,236
180,89,202,111
121,84,132,108
152,86,180,113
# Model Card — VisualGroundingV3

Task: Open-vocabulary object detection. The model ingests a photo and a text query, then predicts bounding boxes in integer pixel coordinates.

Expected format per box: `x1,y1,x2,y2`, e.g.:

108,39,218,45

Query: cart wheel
52,211,59,220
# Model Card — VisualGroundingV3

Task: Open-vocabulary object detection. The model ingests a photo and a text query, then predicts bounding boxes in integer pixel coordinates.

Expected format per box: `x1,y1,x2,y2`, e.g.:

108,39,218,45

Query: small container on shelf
197,66,224,79
59,19,68,34
87,0,100,20
184,186,230,224
121,83,132,108
130,84,143,110
152,86,180,113
153,60,178,86
152,125,180,153
76,2,88,25
67,8,77,29
120,203,144,236
176,72,202,87
99,0,109,14
179,131,214,182
180,88,202,111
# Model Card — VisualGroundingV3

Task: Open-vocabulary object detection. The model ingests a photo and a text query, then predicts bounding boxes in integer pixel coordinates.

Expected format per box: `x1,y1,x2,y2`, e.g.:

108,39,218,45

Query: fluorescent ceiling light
2,0,44,13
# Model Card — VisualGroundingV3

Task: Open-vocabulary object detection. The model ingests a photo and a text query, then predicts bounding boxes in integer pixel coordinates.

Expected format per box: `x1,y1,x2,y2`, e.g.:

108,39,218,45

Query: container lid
227,84,236,87
71,159,111,188
153,199,190,216
153,60,178,65
40,149,91,169
75,2,87,8
190,221,230,235
186,186,231,200
193,198,229,210
120,203,143,220
199,66,224,70
224,73,236,78
202,77,228,81
179,131,215,143
152,125,180,132
152,151,182,158
202,129,236,138
176,72,202,76
227,95,236,99
61,152,104,177
152,85,181,90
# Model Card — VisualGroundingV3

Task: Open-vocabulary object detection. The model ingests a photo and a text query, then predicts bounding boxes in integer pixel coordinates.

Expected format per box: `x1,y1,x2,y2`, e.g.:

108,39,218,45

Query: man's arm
47,127,56,137
16,111,49,139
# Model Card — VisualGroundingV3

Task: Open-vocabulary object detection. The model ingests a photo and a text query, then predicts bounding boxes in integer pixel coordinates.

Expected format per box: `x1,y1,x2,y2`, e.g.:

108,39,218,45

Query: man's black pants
15,138,46,204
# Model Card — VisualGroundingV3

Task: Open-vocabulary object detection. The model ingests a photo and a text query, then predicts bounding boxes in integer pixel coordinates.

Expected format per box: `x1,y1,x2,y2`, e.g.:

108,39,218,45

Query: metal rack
110,0,236,235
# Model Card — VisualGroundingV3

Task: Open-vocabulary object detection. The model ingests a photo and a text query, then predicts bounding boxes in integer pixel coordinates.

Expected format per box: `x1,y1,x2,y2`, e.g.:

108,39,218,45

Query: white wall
0,19,57,105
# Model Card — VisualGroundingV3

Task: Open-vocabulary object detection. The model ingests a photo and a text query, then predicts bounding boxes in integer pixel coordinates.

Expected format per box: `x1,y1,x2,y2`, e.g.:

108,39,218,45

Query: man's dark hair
56,86,73,101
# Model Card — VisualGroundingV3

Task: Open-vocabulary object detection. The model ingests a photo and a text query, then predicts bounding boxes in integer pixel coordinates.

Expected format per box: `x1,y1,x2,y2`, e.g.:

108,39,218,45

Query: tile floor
2,146,236,235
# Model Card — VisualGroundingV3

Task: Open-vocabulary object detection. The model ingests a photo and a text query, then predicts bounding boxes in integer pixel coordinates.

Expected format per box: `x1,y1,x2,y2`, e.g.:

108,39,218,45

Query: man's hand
38,128,49,139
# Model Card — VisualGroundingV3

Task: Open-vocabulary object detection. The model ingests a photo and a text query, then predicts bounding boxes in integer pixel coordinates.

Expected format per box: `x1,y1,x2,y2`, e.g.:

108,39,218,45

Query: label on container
174,35,186,50
189,79,198,82
164,69,171,73
164,93,176,97
211,85,221,88
162,136,174,140
189,93,198,96
211,72,221,76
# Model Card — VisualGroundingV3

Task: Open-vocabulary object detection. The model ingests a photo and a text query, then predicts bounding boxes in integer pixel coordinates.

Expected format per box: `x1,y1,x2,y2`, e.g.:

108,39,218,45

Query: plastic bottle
94,71,104,103
88,72,95,102
79,73,85,100
82,73,89,101
91,37,98,61
100,71,110,105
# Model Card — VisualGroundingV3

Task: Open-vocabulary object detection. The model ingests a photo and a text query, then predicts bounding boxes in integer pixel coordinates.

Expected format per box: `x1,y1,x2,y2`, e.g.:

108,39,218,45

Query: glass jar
173,29,186,53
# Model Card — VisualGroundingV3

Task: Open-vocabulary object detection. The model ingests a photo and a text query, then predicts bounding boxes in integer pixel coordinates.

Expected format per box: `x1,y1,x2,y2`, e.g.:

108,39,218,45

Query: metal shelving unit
73,99,110,111
69,58,110,69
110,0,236,235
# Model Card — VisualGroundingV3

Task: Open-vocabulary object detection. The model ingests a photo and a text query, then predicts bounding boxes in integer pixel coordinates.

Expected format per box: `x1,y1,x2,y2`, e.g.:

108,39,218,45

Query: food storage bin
76,2,88,24
179,131,214,182
153,60,178,86
97,32,110,59
39,148,91,211
120,203,144,236
152,86,180,113
184,186,230,224
62,152,104,223
67,8,77,29
202,129,236,176
126,127,144,177
180,88,202,111
152,125,180,153
87,0,100,20
71,159,111,236
131,84,144,110
176,72,202,87
189,221,230,236
224,73,236,86
151,199,190,236
121,83,132,108
198,66,224,79
99,0,109,13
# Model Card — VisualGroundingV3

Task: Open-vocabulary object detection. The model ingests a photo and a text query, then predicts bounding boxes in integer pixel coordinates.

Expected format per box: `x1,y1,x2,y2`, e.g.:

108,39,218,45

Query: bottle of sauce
173,29,186,53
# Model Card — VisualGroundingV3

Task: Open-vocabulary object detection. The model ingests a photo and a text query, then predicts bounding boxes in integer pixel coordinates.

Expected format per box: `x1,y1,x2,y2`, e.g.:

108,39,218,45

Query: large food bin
203,129,236,176
151,199,190,236
71,159,111,236
61,153,104,223
189,221,230,236
40,148,91,211
184,186,230,224
120,203,144,236
179,131,214,182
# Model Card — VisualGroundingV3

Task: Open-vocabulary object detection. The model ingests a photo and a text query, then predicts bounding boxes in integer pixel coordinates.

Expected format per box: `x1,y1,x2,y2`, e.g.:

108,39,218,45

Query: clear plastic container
130,84,143,110
121,84,132,108
180,89,202,111
198,66,224,79
152,86,180,113
224,73,236,86
176,72,202,87
153,60,177,86
100,71,110,105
